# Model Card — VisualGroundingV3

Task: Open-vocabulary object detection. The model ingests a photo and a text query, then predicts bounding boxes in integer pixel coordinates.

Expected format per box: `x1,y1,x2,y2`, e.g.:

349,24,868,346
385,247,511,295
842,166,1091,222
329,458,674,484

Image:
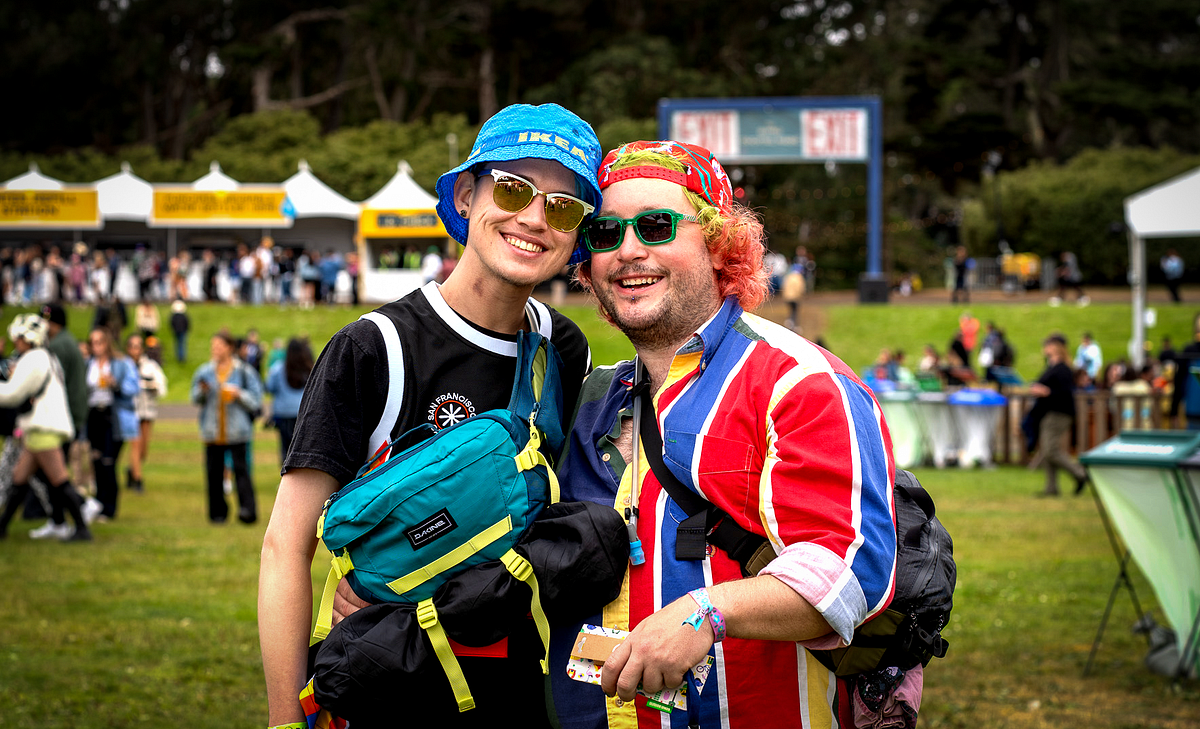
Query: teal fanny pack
312,330,565,712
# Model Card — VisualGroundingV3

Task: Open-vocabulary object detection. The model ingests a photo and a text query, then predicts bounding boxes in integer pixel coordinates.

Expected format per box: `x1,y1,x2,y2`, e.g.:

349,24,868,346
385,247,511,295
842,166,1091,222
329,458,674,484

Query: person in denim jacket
85,328,140,521
191,330,263,524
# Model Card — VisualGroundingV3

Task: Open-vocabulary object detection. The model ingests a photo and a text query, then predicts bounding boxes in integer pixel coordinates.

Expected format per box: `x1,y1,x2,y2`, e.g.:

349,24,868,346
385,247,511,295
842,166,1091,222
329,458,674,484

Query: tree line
4,0,1198,285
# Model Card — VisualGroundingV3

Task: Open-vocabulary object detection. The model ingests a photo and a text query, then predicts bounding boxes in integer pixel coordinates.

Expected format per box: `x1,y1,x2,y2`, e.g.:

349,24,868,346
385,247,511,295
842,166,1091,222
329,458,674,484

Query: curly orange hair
577,148,769,311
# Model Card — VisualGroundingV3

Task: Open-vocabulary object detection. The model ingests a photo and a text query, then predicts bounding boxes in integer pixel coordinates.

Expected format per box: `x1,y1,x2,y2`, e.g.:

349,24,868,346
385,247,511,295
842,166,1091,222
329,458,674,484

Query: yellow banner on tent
359,209,447,238
0,190,100,228
152,189,291,227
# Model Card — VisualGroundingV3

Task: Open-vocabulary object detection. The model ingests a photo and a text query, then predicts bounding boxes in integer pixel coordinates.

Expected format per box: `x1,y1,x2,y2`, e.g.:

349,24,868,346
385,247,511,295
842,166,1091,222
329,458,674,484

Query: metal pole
446,133,459,170
866,98,883,276
1129,231,1146,369
991,156,1006,250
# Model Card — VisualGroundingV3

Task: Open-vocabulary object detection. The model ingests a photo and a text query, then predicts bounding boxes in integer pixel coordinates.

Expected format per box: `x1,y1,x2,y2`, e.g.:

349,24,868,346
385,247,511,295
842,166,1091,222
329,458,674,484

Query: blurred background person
135,297,159,340
40,303,100,526
951,245,972,303
1073,331,1103,388
169,299,190,364
191,331,262,524
125,334,167,493
0,315,90,541
1051,250,1088,306
201,249,219,302
420,244,441,284
1161,248,1184,303
1029,335,1089,496
264,337,313,465
781,259,806,332
265,338,285,373
241,328,264,379
85,327,139,521
298,249,320,309
918,343,941,373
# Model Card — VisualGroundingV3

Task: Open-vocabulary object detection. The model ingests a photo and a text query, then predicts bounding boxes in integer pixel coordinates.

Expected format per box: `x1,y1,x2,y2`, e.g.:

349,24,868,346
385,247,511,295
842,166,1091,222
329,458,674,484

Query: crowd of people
0,297,315,541
0,240,363,309
863,308,1199,497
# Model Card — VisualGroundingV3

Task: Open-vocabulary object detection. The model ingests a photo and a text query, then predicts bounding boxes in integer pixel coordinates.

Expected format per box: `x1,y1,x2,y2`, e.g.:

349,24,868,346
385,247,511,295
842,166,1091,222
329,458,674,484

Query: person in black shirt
258,103,602,728
1029,335,1088,495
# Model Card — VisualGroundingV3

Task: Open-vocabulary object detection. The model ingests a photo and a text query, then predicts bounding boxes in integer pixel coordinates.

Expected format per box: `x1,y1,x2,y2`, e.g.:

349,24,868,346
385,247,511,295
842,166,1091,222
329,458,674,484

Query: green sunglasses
583,209,698,253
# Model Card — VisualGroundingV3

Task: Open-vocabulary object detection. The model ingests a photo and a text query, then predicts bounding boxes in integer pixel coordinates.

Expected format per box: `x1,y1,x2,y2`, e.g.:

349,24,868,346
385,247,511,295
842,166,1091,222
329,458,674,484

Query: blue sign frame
658,96,884,277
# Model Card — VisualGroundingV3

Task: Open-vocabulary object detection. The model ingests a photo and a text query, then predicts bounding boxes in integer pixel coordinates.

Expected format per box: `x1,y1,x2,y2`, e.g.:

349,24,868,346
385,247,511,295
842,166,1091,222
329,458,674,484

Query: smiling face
583,177,724,351
453,157,581,291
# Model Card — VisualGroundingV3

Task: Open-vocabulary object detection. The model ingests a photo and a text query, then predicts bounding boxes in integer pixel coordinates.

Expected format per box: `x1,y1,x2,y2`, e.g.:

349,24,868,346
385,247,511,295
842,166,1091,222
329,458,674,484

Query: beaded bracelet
681,587,727,642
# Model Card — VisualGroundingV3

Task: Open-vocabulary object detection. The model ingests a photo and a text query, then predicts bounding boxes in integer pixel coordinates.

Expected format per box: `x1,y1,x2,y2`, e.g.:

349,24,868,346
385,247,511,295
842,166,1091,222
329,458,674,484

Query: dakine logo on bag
405,508,458,550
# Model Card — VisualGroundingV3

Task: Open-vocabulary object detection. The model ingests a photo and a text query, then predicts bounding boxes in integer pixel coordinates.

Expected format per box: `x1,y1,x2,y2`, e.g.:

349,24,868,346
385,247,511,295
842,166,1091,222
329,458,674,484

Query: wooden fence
991,389,1174,465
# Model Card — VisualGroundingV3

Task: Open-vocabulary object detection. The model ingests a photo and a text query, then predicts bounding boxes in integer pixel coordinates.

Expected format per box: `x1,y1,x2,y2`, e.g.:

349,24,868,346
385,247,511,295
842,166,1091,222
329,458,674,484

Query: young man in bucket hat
258,103,601,728
549,141,900,729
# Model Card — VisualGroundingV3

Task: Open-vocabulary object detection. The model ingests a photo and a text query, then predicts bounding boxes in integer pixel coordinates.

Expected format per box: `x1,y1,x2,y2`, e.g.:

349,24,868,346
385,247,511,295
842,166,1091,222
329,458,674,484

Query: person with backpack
191,330,262,524
551,140,903,729
0,315,91,542
258,103,600,729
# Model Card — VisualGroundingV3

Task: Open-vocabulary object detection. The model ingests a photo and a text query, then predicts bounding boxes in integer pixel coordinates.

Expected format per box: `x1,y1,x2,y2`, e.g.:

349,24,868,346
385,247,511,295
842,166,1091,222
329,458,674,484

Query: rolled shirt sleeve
756,369,897,645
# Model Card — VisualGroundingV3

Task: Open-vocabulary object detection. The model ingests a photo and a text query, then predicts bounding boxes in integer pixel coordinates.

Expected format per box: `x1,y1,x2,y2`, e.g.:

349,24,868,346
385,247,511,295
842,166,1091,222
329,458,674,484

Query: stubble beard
595,266,721,352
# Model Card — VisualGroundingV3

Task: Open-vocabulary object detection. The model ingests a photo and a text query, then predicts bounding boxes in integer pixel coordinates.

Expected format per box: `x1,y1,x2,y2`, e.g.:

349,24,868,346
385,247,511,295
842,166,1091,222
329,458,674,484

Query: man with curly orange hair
551,141,900,729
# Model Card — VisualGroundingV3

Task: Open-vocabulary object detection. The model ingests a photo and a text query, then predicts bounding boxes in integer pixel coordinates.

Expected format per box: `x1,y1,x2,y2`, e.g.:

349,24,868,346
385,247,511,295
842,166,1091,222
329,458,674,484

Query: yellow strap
386,516,513,597
417,598,475,712
312,552,354,640
515,426,561,504
500,549,551,675
532,344,547,404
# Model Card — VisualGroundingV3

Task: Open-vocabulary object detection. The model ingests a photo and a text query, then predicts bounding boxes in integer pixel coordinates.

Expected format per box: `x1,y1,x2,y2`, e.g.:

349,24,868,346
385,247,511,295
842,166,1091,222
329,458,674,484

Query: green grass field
2,296,1199,727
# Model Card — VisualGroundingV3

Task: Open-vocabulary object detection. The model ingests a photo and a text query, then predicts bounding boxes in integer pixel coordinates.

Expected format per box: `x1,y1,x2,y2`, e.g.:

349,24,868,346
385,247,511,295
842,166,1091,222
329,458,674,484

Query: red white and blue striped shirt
551,297,897,729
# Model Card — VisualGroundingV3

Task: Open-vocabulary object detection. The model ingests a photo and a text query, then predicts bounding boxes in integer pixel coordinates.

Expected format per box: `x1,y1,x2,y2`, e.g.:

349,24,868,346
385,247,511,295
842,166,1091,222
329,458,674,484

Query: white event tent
96,162,154,221
357,161,449,303
94,163,156,299
3,162,64,190
1123,167,1200,367
279,159,360,253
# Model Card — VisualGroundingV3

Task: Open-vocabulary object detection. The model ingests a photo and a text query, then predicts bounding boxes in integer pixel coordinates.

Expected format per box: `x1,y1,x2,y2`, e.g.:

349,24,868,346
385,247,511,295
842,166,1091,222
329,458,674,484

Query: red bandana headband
597,140,734,215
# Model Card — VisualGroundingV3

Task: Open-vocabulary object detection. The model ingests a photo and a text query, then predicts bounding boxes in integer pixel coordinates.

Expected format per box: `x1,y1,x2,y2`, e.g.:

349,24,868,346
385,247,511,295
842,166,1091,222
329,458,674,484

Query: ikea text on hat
467,131,593,167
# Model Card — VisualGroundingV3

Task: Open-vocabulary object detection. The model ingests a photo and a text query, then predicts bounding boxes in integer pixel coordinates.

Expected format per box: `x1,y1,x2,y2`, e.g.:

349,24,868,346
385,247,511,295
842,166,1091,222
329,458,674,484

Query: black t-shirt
1037,361,1076,415
286,282,589,726
285,282,590,485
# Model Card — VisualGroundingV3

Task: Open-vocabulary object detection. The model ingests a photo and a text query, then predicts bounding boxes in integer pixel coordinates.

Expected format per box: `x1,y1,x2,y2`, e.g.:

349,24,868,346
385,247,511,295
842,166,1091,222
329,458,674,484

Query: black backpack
809,470,955,675
636,386,955,677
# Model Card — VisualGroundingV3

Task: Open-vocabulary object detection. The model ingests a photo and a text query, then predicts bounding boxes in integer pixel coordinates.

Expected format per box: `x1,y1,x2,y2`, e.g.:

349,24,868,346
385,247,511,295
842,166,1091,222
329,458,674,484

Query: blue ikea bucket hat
435,103,603,265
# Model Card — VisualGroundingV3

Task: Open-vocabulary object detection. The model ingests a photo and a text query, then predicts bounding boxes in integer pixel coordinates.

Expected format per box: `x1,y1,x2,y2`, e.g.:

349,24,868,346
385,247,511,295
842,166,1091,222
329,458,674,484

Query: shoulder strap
895,469,937,548
636,386,771,573
507,331,566,459
361,311,405,459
